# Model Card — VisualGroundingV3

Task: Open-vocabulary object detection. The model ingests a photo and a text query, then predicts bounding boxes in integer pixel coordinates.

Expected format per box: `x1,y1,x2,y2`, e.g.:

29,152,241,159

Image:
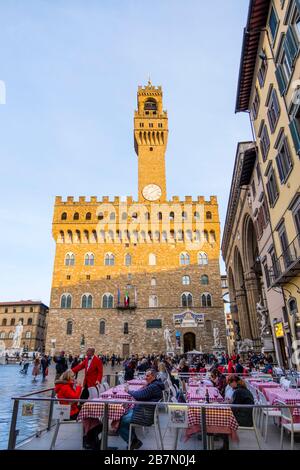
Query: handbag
45,367,49,376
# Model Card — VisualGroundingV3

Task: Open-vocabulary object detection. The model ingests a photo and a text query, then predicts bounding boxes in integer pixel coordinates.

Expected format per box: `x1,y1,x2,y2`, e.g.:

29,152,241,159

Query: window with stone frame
258,52,268,88
99,320,105,335
251,87,260,120
125,253,132,266
268,5,279,43
84,253,95,266
66,320,73,335
275,136,293,183
81,294,93,309
182,275,190,285
266,164,279,207
267,88,280,133
201,275,209,285
269,246,279,279
102,294,114,308
181,292,193,307
61,294,72,309
123,322,129,334
105,253,115,266
180,252,190,265
201,293,212,307
291,195,300,237
288,297,298,315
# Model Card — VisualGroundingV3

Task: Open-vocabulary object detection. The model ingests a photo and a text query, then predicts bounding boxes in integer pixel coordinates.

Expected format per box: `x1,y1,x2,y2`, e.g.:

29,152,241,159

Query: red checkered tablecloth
99,384,144,400
187,386,224,403
264,389,300,418
78,401,129,422
186,406,239,441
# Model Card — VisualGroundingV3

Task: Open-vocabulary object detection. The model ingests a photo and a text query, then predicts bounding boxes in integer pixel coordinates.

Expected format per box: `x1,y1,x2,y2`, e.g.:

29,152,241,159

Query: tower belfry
134,83,168,202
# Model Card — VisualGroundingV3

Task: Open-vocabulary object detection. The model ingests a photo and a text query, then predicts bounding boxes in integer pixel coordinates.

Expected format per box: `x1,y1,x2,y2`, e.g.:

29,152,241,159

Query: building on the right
234,0,300,369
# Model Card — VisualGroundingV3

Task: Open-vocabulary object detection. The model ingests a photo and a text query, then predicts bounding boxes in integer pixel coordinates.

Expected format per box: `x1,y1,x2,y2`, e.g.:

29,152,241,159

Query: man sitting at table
118,369,164,449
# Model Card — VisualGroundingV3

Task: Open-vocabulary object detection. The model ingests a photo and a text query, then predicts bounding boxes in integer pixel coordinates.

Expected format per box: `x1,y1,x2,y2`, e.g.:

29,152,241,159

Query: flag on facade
117,288,120,306
124,290,129,307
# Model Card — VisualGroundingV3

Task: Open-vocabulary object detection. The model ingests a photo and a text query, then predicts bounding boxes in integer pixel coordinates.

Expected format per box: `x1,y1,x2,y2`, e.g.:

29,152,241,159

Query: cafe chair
128,402,164,450
102,381,110,391
50,404,82,450
257,391,281,442
278,400,300,450
237,407,262,449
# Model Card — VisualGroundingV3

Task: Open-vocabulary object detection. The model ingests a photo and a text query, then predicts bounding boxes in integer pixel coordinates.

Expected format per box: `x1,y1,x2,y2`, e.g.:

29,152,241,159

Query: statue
80,334,85,347
256,297,269,337
163,327,174,352
11,321,23,349
237,338,254,353
213,324,221,348
233,320,241,341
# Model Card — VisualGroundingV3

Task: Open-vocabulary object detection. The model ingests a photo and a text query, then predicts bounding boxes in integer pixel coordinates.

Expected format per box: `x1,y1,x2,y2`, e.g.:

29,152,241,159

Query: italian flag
125,291,129,306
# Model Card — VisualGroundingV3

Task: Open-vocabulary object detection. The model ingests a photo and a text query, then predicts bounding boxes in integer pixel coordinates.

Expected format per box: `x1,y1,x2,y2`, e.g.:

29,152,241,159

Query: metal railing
7,388,300,451
270,233,300,285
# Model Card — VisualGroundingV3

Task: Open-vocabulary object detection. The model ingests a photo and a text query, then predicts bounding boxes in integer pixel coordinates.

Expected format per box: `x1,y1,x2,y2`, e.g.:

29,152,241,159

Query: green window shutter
289,118,300,154
286,26,298,64
275,65,286,96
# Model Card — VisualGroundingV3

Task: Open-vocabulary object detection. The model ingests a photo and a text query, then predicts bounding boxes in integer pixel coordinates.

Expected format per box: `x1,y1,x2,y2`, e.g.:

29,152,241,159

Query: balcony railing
270,233,300,286
116,303,137,311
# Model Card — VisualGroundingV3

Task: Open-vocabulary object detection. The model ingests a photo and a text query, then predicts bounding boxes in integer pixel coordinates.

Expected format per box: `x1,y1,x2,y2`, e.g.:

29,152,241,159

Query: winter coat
55,380,82,417
54,356,68,376
231,386,254,427
127,379,164,426
72,355,103,388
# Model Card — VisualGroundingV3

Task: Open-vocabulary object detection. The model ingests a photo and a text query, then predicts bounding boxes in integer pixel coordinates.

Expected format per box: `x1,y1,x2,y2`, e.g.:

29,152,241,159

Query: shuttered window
275,137,293,183
289,118,300,154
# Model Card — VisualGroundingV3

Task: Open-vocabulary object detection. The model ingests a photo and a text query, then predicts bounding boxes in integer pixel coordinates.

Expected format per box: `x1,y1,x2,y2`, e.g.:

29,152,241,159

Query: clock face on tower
142,184,162,201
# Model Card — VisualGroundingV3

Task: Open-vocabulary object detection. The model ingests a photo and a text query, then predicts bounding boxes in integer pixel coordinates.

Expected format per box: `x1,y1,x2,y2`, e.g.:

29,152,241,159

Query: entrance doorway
277,337,288,368
122,344,130,358
183,332,196,352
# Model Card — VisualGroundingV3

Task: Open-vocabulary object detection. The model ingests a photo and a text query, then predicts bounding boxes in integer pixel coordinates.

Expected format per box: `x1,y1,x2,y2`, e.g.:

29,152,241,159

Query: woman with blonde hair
55,369,82,420
32,357,41,381
157,362,169,382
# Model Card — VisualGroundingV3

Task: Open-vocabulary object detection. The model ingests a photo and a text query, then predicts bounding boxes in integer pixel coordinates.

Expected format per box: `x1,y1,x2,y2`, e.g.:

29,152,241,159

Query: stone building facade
0,301,48,352
46,82,226,357
235,0,300,368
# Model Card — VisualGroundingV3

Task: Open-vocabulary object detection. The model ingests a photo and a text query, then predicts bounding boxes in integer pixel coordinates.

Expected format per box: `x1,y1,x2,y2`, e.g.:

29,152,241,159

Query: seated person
227,374,254,427
55,370,82,420
235,360,244,374
210,369,226,397
124,360,136,381
119,369,164,449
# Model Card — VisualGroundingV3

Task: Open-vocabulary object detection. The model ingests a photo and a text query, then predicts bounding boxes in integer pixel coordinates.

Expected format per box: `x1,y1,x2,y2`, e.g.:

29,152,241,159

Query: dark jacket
235,363,244,374
231,386,254,427
54,356,68,375
128,379,164,426
124,364,135,381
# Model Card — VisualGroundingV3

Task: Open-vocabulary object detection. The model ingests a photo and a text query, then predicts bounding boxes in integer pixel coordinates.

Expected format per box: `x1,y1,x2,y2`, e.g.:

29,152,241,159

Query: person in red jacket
55,370,82,419
72,347,103,399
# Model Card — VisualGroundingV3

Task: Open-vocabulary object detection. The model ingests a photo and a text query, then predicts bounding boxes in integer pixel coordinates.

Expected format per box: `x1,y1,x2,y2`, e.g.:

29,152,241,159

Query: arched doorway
183,332,196,352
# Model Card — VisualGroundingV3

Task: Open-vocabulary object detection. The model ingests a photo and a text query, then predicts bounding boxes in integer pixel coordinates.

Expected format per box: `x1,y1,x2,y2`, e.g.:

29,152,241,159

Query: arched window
65,252,75,266
169,212,175,220
125,254,132,266
151,277,156,286
144,98,157,111
73,212,79,220
9,331,14,339
86,212,91,220
203,230,209,242
162,231,167,242
149,295,158,307
194,211,200,220
61,212,67,220
206,211,212,220
124,322,129,334
25,331,31,339
158,212,163,221
289,298,298,315
181,292,193,307
149,253,156,265
2,319,7,326
110,212,116,221
105,253,115,266
194,230,201,241
99,320,105,335
145,212,150,221
122,212,127,220
102,294,114,308
19,318,24,325
66,320,73,335
10,318,15,326
182,211,187,220
198,252,208,265
84,253,94,266
201,293,212,307
98,212,104,220
27,318,33,325
182,275,190,285
60,294,72,309
180,252,190,265
201,275,209,285
186,230,192,241
0,332,5,339
210,230,216,242
81,294,93,309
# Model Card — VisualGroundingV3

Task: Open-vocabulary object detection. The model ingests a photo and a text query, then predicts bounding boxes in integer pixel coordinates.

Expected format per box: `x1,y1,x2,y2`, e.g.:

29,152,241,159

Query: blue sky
0,0,252,304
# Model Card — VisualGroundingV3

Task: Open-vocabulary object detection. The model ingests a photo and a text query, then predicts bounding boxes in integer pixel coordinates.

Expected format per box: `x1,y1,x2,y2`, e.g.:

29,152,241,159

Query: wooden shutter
289,118,300,154
275,65,286,96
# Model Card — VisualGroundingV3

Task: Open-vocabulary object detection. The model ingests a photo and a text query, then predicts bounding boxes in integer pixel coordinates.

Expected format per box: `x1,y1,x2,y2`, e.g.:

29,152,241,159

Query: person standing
53,351,68,380
41,354,49,380
72,347,103,399
32,357,41,381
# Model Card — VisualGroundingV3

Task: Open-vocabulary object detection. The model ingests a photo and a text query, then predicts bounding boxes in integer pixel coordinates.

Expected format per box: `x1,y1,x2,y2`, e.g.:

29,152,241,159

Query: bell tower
134,81,168,202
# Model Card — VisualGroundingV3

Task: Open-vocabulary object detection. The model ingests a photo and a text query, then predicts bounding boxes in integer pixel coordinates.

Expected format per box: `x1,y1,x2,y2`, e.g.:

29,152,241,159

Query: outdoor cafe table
188,378,213,387
186,405,239,442
187,386,224,403
264,388,300,421
127,379,147,386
